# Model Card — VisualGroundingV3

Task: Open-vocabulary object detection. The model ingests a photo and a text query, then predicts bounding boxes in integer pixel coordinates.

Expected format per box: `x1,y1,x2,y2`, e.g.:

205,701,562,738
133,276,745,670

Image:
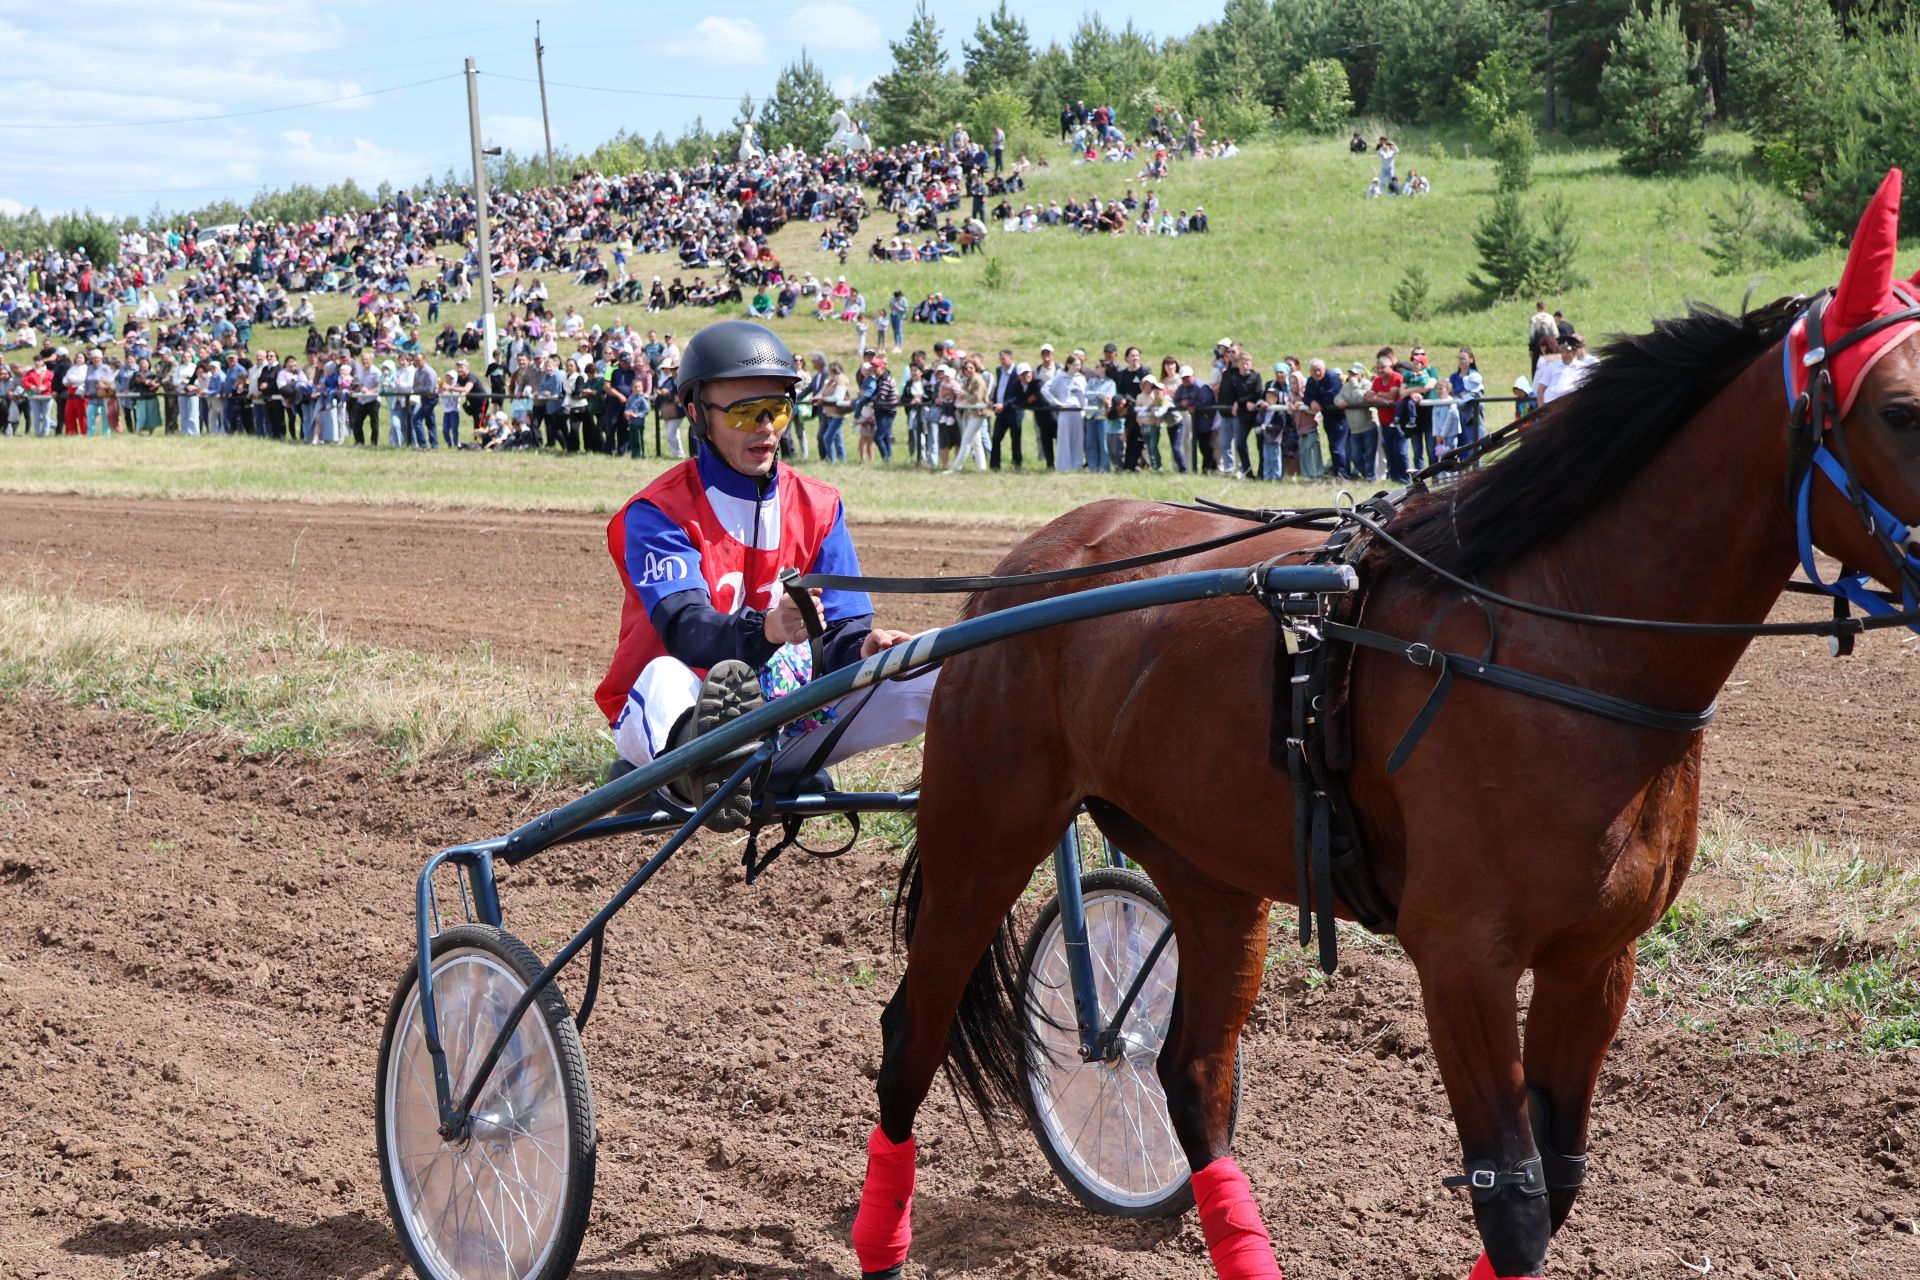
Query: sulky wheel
1018,867,1241,1219
375,924,597,1280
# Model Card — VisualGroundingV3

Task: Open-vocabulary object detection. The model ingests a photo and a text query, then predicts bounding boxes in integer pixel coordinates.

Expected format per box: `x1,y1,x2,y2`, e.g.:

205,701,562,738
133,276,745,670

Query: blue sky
0,0,1189,219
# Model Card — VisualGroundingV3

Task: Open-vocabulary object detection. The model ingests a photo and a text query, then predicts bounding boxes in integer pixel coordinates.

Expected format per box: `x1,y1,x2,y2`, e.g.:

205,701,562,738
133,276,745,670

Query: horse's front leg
1150,857,1284,1280
1403,929,1549,1280
1522,945,1637,1231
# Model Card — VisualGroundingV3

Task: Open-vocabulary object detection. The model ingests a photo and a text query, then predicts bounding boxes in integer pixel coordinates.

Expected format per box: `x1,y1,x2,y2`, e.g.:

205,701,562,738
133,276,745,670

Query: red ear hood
1830,169,1904,334
1792,168,1920,415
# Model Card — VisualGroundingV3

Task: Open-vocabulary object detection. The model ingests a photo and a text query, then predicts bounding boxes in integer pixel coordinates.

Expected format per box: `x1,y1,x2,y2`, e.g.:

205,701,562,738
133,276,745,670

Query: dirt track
3,493,1919,1279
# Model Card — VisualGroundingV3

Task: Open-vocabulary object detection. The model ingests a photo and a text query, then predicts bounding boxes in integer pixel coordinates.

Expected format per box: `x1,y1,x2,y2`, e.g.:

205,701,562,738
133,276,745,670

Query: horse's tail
892,837,1033,1132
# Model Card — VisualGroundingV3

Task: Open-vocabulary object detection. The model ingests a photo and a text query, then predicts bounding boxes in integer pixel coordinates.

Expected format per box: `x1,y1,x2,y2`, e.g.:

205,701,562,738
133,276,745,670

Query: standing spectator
447,360,476,448
867,354,899,462
1135,373,1176,472
23,359,54,435
411,353,439,449
1029,343,1059,468
948,353,992,473
1174,365,1218,473
657,358,685,458
604,353,636,455
622,375,651,459
437,366,463,449
1366,350,1405,479
989,349,1024,470
887,289,908,352
1376,135,1399,186
818,360,851,462
1256,388,1289,482
535,355,565,450
1083,357,1116,473
1112,346,1146,470
1046,351,1088,472
1530,336,1566,406
1404,345,1438,470
1526,301,1556,375
1450,348,1485,460
1217,349,1263,477
1320,360,1367,479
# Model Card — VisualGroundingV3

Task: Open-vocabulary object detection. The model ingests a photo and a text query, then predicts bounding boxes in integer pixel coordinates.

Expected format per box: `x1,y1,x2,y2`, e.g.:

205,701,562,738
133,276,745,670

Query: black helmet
674,320,800,406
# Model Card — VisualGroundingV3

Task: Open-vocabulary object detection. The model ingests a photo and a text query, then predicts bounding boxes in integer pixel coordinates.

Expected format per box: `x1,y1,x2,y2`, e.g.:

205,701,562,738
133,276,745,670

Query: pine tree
870,0,968,146
963,1,1031,96
1467,193,1539,302
1599,0,1707,175
758,50,842,154
1532,192,1586,291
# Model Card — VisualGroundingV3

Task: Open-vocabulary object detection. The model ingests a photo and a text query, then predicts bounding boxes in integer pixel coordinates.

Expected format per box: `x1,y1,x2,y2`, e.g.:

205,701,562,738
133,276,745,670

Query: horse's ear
1832,168,1903,332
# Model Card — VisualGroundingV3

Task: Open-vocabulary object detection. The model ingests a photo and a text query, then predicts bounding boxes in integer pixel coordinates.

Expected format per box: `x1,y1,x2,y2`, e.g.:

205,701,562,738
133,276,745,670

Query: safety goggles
700,392,795,434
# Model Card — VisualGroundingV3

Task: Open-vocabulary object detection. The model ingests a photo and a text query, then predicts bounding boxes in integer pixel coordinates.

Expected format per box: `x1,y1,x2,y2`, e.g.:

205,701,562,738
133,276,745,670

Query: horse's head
1789,168,1920,611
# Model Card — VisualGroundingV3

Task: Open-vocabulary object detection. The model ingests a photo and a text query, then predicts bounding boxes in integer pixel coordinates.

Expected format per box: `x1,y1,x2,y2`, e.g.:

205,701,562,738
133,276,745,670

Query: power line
482,70,739,104
0,73,463,132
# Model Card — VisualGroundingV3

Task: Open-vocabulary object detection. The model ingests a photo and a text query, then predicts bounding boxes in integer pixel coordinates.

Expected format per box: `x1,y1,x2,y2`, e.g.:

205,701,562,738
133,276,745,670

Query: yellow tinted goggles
701,393,796,434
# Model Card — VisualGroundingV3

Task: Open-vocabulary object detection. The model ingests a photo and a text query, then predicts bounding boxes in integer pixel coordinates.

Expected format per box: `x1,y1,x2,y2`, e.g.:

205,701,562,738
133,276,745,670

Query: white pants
612,650,938,782
948,412,990,472
1055,409,1084,471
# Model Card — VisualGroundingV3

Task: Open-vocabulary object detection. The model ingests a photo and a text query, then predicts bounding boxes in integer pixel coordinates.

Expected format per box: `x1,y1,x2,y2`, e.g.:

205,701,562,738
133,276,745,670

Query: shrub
1599,0,1707,175
1389,265,1432,324
1803,16,1920,240
1198,85,1273,144
1284,59,1353,135
1461,48,1526,141
1489,114,1536,193
1468,193,1538,302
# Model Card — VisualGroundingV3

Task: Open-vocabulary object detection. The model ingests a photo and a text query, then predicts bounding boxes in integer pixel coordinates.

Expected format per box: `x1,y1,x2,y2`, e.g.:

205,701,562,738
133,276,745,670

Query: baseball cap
1217,337,1233,348
1178,365,1194,378
1014,362,1031,375
1348,362,1367,376
1039,342,1054,353
1274,361,1287,372
1140,374,1160,387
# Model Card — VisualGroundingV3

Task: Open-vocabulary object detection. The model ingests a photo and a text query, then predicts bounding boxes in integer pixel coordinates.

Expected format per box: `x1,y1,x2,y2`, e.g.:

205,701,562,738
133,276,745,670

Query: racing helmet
673,320,801,409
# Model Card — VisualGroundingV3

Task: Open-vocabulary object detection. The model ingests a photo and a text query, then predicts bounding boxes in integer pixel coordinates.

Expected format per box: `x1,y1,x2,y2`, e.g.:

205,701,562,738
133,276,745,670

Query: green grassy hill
259,128,1886,393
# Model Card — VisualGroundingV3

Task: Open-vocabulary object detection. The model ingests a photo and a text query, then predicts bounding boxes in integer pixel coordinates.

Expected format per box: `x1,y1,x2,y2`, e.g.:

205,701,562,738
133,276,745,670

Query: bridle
1782,285,1920,637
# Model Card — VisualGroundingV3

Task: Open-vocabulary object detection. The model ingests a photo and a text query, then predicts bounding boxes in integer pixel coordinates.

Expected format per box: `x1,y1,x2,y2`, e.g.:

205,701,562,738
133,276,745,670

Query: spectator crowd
1,110,1577,470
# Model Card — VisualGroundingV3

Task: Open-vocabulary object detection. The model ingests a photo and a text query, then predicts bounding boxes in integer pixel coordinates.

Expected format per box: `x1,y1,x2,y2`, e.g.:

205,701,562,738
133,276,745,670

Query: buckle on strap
1404,641,1440,668
1444,1156,1548,1203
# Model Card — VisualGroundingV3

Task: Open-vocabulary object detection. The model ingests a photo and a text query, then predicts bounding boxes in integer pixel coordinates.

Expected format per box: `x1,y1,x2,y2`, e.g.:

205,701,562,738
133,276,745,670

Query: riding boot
664,660,763,833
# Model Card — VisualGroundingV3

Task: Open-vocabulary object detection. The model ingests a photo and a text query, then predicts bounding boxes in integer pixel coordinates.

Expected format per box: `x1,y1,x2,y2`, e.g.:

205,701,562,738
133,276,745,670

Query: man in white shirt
1537,336,1598,406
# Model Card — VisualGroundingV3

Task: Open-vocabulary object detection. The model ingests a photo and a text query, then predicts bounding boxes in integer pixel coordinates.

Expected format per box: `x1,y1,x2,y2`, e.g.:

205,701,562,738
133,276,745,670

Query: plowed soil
2,493,1918,1279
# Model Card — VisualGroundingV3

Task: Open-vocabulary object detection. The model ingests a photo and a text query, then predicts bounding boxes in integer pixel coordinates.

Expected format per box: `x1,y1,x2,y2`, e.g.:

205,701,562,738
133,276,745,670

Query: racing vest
594,458,845,724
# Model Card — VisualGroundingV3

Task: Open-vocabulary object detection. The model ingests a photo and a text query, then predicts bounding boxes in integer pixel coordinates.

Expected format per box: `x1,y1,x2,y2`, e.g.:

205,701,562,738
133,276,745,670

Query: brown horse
847,179,1920,1280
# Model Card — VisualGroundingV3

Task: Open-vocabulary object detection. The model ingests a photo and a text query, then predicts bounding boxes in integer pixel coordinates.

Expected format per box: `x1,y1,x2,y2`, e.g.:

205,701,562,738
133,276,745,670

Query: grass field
227,127,1889,397
0,432,1363,523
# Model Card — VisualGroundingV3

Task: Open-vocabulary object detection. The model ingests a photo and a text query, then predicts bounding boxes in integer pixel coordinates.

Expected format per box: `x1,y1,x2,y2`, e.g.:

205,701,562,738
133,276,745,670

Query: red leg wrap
1468,1251,1543,1280
850,1126,915,1274
1189,1158,1282,1280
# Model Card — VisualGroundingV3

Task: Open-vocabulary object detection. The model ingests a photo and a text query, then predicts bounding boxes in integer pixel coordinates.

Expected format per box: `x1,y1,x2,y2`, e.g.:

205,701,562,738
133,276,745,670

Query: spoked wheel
376,924,597,1280
1018,867,1241,1218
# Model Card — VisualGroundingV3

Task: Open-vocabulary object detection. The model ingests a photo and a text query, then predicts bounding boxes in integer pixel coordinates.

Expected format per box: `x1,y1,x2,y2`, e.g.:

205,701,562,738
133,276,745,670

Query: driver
595,319,932,829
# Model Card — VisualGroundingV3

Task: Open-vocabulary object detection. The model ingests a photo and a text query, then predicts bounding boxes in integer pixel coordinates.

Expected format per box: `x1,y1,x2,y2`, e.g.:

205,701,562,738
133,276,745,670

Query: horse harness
782,297,1920,971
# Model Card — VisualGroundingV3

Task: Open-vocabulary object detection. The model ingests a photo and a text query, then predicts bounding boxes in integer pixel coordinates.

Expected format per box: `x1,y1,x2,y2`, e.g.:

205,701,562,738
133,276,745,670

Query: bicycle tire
1018,867,1242,1219
375,924,597,1280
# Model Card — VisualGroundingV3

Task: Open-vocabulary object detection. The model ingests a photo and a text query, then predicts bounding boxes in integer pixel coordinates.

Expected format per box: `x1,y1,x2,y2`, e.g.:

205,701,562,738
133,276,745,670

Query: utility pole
535,21,556,187
464,57,497,362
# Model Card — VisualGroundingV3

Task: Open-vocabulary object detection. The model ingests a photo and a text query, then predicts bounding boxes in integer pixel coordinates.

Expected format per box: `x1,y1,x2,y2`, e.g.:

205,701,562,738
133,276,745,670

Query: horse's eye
1883,402,1920,432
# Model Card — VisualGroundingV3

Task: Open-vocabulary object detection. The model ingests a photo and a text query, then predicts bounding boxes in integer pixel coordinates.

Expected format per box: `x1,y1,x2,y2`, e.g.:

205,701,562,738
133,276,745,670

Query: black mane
1392,298,1804,579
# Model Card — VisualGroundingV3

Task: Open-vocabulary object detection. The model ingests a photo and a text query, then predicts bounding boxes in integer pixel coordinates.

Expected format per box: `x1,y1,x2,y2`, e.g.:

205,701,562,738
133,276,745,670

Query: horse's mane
1391,297,1804,579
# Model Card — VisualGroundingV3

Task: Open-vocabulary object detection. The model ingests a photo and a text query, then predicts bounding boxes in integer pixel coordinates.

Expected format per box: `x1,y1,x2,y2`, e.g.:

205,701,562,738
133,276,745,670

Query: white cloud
658,16,768,66
277,131,423,181
0,197,26,217
784,3,882,52
831,74,877,101
482,115,551,154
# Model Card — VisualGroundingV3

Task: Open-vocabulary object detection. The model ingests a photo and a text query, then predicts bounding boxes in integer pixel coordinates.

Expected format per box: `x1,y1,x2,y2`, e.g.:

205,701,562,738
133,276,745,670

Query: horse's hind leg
1521,946,1636,1231
1406,942,1549,1280
854,769,1075,1279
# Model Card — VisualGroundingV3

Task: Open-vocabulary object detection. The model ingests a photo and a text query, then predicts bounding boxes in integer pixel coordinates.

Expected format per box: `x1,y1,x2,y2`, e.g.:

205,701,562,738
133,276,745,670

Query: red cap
1789,169,1920,415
